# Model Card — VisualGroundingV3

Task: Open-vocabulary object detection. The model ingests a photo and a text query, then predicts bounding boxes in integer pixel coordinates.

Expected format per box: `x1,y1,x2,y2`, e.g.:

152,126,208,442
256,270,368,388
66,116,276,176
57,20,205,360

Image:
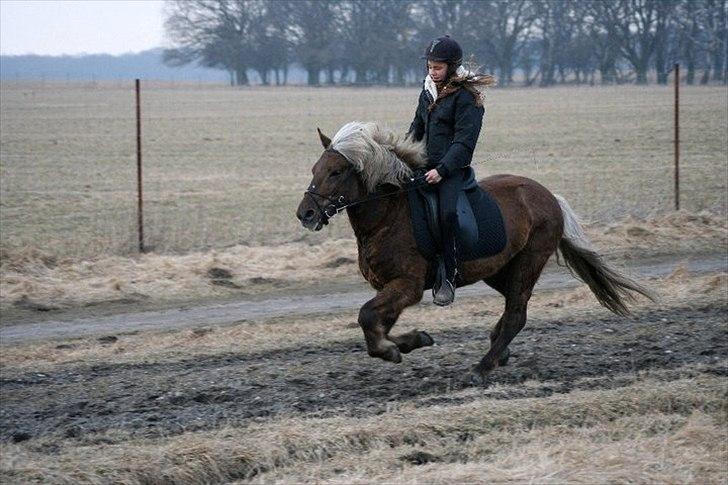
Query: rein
304,171,428,223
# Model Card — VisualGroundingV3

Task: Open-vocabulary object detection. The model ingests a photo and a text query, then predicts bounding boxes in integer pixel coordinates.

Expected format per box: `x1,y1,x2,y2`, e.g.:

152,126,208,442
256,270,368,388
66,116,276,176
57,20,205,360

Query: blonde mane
330,122,426,193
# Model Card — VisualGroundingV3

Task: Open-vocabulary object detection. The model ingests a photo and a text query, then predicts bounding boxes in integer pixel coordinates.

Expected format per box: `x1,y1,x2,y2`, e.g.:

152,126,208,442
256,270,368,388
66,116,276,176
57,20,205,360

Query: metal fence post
674,63,680,211
136,79,145,252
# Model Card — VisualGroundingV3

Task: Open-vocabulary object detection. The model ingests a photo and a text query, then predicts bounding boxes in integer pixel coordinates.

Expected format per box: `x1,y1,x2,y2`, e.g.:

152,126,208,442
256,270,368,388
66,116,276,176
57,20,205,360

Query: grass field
1,267,726,483
1,82,726,259
1,81,726,485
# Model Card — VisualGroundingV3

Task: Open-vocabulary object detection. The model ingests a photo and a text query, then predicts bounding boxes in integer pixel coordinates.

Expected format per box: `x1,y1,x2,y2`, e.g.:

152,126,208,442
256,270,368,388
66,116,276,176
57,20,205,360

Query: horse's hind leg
484,313,512,366
481,273,512,366
358,278,426,363
471,250,552,384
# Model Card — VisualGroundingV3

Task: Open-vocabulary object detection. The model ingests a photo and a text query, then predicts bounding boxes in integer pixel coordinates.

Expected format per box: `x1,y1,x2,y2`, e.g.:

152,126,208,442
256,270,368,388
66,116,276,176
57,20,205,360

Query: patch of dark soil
207,267,233,280
0,304,725,444
10,431,31,443
246,277,287,287
55,343,77,350
191,327,214,338
211,279,243,289
207,267,242,289
13,296,59,312
400,450,441,465
324,257,356,268
83,295,148,307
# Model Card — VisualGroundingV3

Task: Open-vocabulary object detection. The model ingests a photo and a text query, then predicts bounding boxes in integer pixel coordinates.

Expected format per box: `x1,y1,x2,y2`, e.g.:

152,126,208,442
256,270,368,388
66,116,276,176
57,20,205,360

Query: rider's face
428,61,448,82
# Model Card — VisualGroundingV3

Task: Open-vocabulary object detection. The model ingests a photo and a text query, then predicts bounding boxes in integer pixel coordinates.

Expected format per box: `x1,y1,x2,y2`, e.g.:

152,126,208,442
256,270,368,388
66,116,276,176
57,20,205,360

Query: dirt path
1,303,726,445
1,253,724,344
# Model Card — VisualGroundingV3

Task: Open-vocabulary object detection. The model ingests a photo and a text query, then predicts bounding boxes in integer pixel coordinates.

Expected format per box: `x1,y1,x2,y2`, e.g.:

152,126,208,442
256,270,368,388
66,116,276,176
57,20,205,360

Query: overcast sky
1,0,166,56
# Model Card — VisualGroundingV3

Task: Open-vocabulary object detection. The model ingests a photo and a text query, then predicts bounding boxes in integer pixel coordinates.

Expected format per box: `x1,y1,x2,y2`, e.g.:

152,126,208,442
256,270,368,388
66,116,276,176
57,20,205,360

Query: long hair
426,60,496,111
330,122,426,193
445,62,496,107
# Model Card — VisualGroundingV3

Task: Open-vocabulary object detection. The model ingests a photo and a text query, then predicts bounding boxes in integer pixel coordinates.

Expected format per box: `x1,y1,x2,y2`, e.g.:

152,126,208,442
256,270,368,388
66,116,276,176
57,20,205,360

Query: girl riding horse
407,35,495,306
296,38,653,385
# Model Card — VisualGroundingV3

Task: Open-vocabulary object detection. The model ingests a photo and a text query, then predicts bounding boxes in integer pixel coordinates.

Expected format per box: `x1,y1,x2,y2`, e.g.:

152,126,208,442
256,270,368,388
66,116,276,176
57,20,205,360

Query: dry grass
0,237,361,311
1,266,725,483
315,411,726,484
1,372,725,484
1,82,726,258
1,264,724,371
2,81,727,485
1,210,724,312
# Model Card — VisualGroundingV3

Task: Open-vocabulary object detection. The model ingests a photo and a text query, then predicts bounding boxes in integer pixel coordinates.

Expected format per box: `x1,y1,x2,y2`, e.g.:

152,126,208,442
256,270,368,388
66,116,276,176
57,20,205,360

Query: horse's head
296,128,367,231
297,122,426,231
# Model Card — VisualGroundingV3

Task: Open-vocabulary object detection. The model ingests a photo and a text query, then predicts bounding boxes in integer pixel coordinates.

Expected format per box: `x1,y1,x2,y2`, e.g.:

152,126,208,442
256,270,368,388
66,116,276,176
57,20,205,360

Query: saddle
405,176,507,288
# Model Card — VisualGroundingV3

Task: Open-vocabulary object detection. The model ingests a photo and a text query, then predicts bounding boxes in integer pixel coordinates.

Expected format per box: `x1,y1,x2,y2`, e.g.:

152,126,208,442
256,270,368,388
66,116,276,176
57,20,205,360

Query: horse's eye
329,169,342,178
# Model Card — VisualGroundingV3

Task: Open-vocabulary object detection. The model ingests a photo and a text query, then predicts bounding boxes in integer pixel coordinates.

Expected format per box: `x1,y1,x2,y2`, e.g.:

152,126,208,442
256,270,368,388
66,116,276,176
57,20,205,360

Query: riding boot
433,239,457,306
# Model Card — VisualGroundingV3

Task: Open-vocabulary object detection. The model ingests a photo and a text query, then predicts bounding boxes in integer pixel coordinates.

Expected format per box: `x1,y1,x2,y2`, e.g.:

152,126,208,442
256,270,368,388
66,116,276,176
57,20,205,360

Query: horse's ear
317,128,331,149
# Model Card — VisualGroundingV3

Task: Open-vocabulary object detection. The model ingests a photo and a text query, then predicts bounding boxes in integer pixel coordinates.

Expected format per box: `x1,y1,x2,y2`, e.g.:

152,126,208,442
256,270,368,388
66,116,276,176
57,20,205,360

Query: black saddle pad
406,183,507,262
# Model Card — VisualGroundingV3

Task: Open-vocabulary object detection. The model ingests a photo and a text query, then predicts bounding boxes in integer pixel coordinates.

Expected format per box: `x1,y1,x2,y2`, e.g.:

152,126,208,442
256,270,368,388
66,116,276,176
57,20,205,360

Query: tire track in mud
1,304,726,444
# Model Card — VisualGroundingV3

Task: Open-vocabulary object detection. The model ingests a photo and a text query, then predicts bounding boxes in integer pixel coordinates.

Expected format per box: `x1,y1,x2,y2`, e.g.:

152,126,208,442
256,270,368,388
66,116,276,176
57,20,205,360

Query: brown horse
296,122,653,384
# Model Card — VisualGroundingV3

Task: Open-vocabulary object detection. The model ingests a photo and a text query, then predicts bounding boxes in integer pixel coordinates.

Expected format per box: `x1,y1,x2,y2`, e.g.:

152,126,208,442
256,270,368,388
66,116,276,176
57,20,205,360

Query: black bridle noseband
304,148,428,224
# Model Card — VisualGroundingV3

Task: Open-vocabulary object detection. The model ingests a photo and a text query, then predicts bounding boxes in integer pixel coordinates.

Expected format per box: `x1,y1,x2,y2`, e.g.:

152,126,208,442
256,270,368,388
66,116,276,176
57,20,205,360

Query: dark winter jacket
407,84,484,184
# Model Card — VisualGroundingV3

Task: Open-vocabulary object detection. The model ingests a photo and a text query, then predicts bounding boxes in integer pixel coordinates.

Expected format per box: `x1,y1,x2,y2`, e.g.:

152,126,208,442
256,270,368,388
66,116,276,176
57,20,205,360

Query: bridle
304,148,428,224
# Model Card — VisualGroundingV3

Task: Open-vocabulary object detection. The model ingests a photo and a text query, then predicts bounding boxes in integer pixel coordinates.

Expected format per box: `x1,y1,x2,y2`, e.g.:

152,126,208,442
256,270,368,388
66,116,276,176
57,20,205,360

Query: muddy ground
2,302,726,446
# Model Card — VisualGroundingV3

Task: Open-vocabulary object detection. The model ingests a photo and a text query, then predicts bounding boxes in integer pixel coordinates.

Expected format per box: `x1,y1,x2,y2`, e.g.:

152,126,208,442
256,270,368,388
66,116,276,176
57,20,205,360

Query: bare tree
286,0,344,86
471,0,535,86
714,0,728,83
694,0,728,83
536,0,563,86
677,0,702,84
160,0,726,88
341,0,414,85
164,0,269,85
618,0,661,84
536,1,589,86
653,1,679,85
344,0,390,84
569,24,598,84
391,4,420,85
585,1,621,84
249,0,292,85
412,0,473,43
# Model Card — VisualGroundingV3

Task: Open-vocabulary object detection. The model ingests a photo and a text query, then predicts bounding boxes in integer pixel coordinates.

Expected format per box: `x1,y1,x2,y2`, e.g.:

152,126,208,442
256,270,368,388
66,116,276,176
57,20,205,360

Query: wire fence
0,80,725,260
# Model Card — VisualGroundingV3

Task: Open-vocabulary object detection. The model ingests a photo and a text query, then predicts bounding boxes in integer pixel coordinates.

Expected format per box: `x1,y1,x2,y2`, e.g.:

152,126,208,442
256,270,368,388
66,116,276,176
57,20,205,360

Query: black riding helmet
422,35,463,66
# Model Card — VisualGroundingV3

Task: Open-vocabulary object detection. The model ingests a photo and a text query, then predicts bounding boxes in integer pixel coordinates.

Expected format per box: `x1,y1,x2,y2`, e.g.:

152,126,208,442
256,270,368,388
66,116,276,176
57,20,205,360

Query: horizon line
0,47,167,58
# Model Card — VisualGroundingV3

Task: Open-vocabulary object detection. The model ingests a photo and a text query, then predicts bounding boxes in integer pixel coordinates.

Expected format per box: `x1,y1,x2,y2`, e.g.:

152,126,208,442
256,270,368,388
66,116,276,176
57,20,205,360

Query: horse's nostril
297,208,315,222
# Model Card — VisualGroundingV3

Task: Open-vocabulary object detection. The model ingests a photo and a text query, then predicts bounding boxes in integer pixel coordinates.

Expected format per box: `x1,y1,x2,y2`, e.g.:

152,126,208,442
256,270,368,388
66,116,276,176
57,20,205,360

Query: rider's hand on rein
425,169,442,184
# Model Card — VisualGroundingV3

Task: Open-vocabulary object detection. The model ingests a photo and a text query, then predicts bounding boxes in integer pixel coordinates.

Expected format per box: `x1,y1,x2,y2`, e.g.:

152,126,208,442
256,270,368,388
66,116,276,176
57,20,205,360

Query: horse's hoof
367,345,402,363
498,347,511,366
464,370,488,387
382,345,402,364
418,331,435,347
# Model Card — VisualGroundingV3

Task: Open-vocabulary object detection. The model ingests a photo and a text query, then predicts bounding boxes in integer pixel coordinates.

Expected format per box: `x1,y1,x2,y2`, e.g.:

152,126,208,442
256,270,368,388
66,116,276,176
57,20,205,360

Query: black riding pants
437,171,462,281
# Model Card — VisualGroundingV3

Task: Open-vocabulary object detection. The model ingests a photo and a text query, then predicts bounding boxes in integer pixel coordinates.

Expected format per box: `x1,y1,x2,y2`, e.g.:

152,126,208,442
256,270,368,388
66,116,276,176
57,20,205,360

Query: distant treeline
0,49,225,82
0,48,310,84
164,0,728,86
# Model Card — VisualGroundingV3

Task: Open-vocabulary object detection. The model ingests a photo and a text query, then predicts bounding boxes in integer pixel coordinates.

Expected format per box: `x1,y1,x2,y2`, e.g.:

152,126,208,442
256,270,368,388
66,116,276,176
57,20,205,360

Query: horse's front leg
388,329,435,354
358,278,425,363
